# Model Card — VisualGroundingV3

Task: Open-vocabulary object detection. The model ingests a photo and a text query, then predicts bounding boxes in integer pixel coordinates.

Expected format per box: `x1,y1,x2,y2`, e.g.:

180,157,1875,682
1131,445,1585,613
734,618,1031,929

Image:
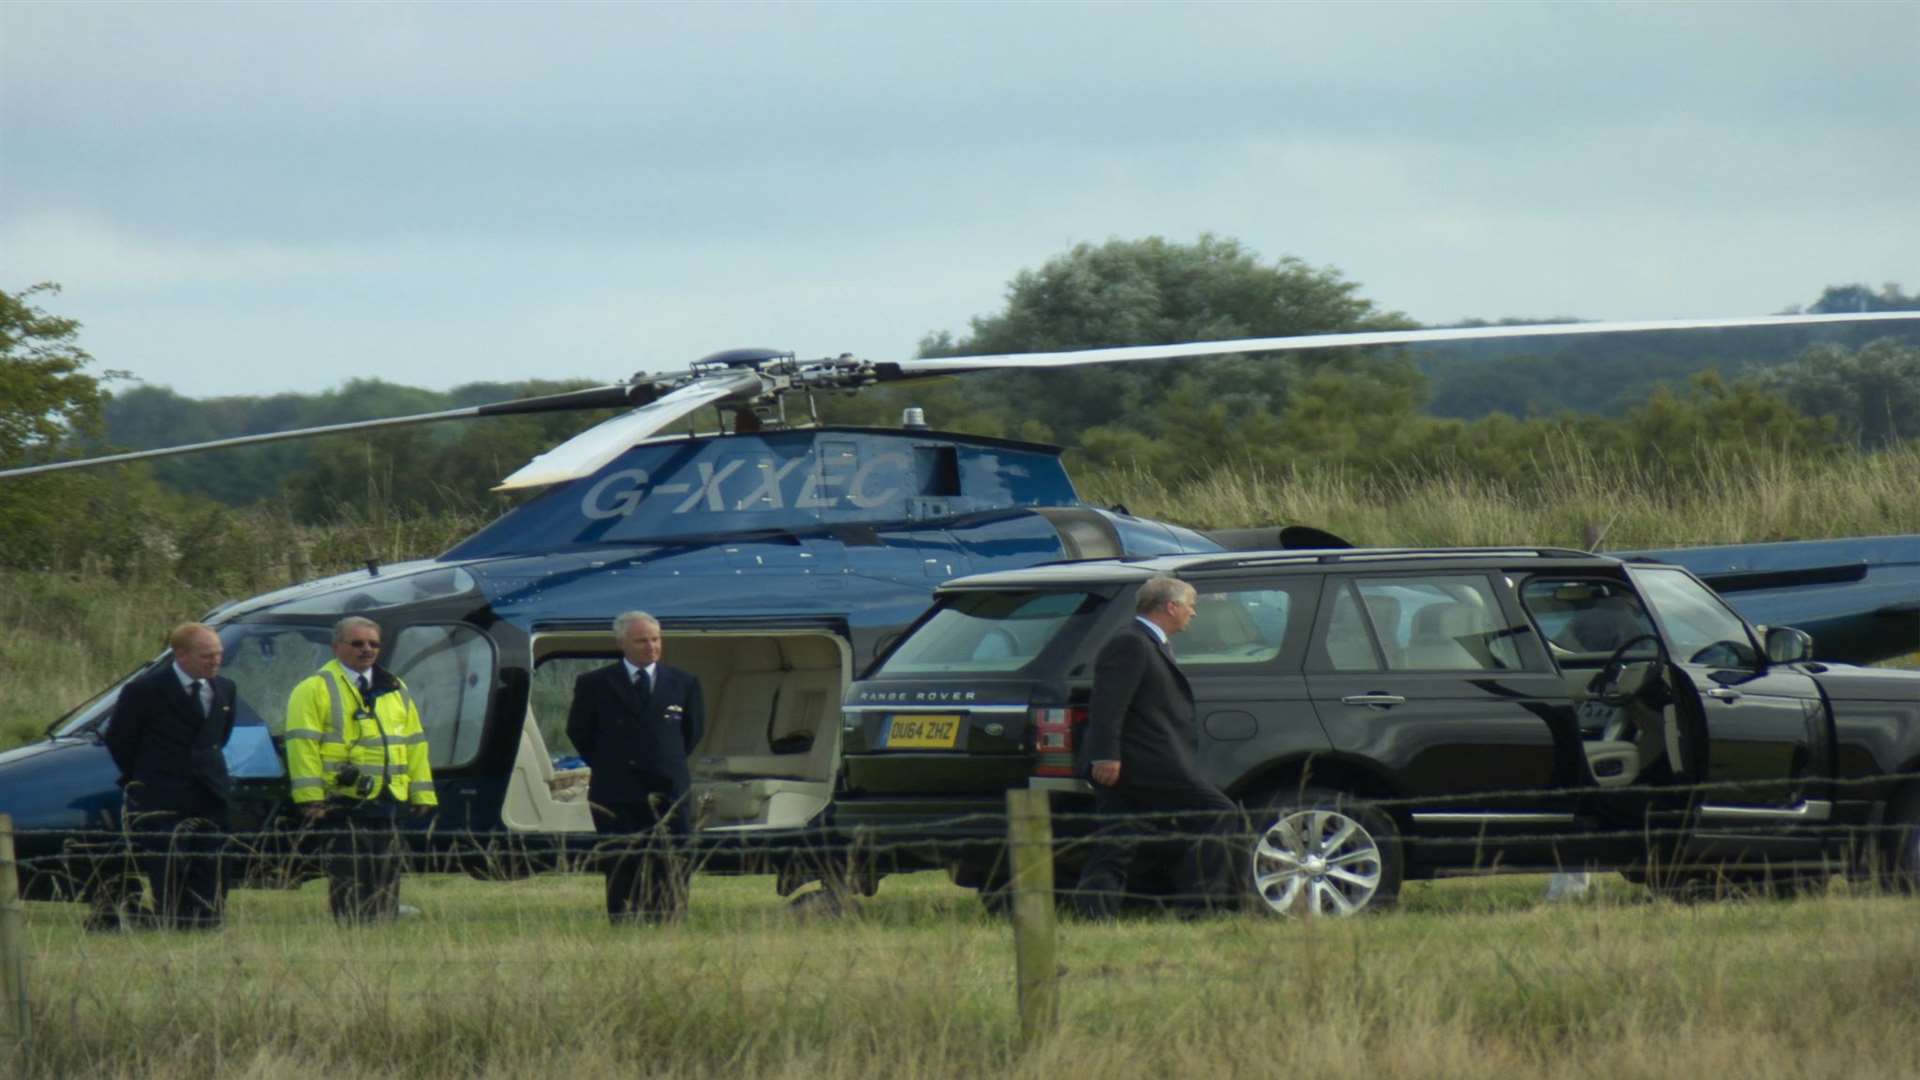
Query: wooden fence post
1006,788,1059,1049
0,814,30,1054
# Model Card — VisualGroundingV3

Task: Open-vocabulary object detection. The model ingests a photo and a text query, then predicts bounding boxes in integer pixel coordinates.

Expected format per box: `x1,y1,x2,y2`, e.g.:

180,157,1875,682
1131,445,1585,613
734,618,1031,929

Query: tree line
3,239,1917,587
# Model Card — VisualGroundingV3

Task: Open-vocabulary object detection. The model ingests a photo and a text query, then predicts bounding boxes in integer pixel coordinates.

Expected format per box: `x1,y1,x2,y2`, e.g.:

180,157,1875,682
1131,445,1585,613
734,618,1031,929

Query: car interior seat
1569,596,1648,653
1580,661,1677,787
1403,602,1483,670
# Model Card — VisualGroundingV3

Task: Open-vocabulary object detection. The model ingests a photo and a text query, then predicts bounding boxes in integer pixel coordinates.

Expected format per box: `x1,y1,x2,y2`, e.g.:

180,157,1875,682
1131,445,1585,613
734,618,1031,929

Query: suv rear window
870,590,1103,676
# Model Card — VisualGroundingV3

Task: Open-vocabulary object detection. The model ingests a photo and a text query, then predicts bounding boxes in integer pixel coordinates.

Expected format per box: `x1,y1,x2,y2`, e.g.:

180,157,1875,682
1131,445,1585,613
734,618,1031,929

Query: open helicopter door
511,621,853,835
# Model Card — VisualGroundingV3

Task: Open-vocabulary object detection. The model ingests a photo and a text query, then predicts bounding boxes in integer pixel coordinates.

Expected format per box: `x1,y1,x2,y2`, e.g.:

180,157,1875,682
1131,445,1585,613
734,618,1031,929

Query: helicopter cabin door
519,622,853,835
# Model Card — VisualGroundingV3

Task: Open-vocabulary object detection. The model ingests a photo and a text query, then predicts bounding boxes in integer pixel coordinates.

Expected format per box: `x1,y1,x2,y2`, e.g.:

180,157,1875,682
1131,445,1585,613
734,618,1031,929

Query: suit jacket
566,661,706,808
104,664,238,811
1080,621,1208,792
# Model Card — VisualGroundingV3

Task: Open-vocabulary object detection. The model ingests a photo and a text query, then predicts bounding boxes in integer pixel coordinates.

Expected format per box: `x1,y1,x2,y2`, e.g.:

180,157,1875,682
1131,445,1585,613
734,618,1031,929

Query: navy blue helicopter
2,312,1917,910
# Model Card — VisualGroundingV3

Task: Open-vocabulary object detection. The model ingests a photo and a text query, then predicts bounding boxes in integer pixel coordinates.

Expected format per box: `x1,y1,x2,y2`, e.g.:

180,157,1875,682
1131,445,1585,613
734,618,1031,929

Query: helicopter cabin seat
502,709,595,832
692,637,842,829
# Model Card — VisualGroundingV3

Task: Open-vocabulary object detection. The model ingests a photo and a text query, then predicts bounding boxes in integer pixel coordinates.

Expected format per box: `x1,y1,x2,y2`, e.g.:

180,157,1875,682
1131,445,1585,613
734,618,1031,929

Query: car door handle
1706,688,1741,702
1342,693,1406,707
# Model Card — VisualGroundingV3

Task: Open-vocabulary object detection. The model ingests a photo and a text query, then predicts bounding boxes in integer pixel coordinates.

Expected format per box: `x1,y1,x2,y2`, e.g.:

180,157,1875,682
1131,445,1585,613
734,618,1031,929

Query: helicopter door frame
519,618,855,838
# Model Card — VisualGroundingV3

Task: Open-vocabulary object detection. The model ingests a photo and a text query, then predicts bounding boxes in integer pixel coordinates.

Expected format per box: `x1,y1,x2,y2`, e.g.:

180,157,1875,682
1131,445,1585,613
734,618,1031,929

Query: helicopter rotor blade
887,310,1920,376
493,369,767,491
0,382,650,482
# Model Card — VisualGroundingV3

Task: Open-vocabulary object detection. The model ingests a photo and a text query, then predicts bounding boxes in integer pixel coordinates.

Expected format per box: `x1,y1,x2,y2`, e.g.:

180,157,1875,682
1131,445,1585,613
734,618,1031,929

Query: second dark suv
835,547,1920,915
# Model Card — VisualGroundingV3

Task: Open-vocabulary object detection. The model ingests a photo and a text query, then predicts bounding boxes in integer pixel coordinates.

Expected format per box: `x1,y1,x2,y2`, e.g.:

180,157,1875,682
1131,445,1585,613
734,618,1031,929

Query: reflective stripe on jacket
284,660,437,806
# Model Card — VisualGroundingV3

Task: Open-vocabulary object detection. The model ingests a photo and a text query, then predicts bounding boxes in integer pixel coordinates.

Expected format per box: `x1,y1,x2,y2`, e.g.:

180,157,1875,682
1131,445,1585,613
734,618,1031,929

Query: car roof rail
1181,546,1602,573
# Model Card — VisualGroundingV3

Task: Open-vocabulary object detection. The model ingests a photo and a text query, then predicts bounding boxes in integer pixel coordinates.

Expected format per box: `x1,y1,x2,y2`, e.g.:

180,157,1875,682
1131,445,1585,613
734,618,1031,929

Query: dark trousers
592,796,689,923
314,799,403,925
1074,781,1240,917
125,795,229,930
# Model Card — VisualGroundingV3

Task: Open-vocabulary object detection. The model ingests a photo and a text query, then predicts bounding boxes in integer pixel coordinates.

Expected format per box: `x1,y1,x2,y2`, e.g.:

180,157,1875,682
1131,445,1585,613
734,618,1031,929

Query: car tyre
1246,788,1402,917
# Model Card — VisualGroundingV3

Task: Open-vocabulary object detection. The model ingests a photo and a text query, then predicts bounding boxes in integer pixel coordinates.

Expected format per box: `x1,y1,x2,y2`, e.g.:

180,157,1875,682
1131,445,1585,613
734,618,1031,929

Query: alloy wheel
1251,806,1384,916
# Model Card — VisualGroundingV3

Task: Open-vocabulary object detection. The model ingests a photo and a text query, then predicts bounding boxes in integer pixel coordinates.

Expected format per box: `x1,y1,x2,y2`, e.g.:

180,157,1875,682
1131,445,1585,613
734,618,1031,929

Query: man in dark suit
566,610,706,923
1074,576,1238,918
103,622,238,930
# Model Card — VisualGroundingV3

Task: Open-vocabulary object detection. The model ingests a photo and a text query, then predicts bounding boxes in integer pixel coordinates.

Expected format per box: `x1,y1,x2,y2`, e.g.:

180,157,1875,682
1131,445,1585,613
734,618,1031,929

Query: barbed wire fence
3,774,1917,1060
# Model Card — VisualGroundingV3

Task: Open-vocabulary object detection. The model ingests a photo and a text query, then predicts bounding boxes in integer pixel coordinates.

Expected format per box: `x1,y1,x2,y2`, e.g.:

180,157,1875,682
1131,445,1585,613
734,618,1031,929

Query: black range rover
835,547,1920,915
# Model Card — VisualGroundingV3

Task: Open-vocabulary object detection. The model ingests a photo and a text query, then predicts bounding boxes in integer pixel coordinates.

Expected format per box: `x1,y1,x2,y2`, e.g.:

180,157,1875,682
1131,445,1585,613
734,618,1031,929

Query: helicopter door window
530,657,602,759
386,625,495,769
213,625,335,739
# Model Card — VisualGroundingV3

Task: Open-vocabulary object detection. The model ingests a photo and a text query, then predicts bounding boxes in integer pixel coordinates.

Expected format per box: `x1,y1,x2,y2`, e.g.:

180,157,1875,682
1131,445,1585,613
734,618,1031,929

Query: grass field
9,870,1920,1079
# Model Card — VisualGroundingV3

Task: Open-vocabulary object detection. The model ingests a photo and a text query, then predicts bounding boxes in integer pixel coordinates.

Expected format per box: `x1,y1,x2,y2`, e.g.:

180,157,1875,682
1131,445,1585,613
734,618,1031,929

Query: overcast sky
3,1,1914,399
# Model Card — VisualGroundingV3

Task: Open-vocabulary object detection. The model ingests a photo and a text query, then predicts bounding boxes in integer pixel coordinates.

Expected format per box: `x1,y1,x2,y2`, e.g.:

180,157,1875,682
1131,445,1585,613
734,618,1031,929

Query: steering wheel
1585,632,1668,707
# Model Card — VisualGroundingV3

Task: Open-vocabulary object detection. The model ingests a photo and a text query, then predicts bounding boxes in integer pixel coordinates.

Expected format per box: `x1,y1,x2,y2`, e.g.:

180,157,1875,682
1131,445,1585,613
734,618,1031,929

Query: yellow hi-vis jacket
285,660,437,807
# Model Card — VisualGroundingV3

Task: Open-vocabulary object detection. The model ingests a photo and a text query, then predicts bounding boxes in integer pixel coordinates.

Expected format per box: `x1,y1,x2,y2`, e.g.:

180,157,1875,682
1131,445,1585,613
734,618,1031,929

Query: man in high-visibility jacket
286,615,437,924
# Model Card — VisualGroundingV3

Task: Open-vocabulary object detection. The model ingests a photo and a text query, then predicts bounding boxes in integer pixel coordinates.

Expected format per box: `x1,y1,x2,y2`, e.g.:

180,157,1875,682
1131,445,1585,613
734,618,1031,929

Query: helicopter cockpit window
273,566,478,617
212,624,335,777
65,623,332,771
387,624,495,769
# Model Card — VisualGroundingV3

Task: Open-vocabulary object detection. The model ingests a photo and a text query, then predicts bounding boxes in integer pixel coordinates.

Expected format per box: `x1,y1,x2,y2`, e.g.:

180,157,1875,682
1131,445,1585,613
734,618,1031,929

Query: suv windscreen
1631,566,1761,669
869,590,1105,677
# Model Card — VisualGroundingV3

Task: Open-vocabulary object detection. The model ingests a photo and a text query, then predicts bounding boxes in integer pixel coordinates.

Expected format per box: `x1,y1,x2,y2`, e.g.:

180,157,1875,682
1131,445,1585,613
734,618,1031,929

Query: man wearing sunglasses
285,616,438,924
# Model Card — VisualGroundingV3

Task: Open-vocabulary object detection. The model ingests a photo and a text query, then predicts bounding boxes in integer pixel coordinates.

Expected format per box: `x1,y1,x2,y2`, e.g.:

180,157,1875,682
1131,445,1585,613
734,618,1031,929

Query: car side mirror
1764,625,1814,664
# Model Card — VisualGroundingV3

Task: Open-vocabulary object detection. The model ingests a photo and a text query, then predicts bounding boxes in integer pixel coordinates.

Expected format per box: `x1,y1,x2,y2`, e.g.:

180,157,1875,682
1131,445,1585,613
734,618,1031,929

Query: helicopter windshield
269,565,478,616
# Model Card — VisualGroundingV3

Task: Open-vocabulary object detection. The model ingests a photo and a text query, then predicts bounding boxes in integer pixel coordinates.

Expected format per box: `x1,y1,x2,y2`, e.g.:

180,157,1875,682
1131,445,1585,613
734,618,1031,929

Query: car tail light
1030,706,1087,777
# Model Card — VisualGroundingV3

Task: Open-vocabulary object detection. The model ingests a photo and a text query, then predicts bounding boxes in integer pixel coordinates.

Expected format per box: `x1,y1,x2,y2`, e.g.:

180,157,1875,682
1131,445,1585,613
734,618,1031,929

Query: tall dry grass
0,509,481,750
1081,440,1920,549
10,872,1919,1079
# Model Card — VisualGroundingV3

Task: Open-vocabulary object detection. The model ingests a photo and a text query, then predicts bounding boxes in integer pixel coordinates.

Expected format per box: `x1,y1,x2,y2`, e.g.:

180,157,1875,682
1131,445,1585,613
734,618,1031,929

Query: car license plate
884,713,963,749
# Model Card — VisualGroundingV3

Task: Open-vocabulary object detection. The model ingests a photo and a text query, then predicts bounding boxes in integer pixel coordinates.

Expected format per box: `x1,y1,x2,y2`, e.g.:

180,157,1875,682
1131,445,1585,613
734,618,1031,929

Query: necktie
189,679,207,718
358,674,372,697
633,668,651,712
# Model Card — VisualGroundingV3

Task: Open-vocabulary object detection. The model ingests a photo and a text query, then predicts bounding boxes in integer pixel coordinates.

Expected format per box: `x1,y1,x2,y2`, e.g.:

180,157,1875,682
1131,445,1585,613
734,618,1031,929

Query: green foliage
1744,337,1920,447
1807,282,1920,314
0,283,111,461
1420,283,1920,421
826,235,1418,456
97,377,619,519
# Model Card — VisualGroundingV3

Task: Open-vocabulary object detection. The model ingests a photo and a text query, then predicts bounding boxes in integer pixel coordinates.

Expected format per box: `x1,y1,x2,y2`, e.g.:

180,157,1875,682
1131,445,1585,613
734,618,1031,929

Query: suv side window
1316,575,1523,672
1321,585,1383,671
1180,583,1311,667
1519,577,1659,663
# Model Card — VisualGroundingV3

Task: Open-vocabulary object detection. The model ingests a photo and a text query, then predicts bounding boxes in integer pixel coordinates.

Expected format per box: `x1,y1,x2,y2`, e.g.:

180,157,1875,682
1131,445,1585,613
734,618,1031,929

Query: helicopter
2,310,1917,912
